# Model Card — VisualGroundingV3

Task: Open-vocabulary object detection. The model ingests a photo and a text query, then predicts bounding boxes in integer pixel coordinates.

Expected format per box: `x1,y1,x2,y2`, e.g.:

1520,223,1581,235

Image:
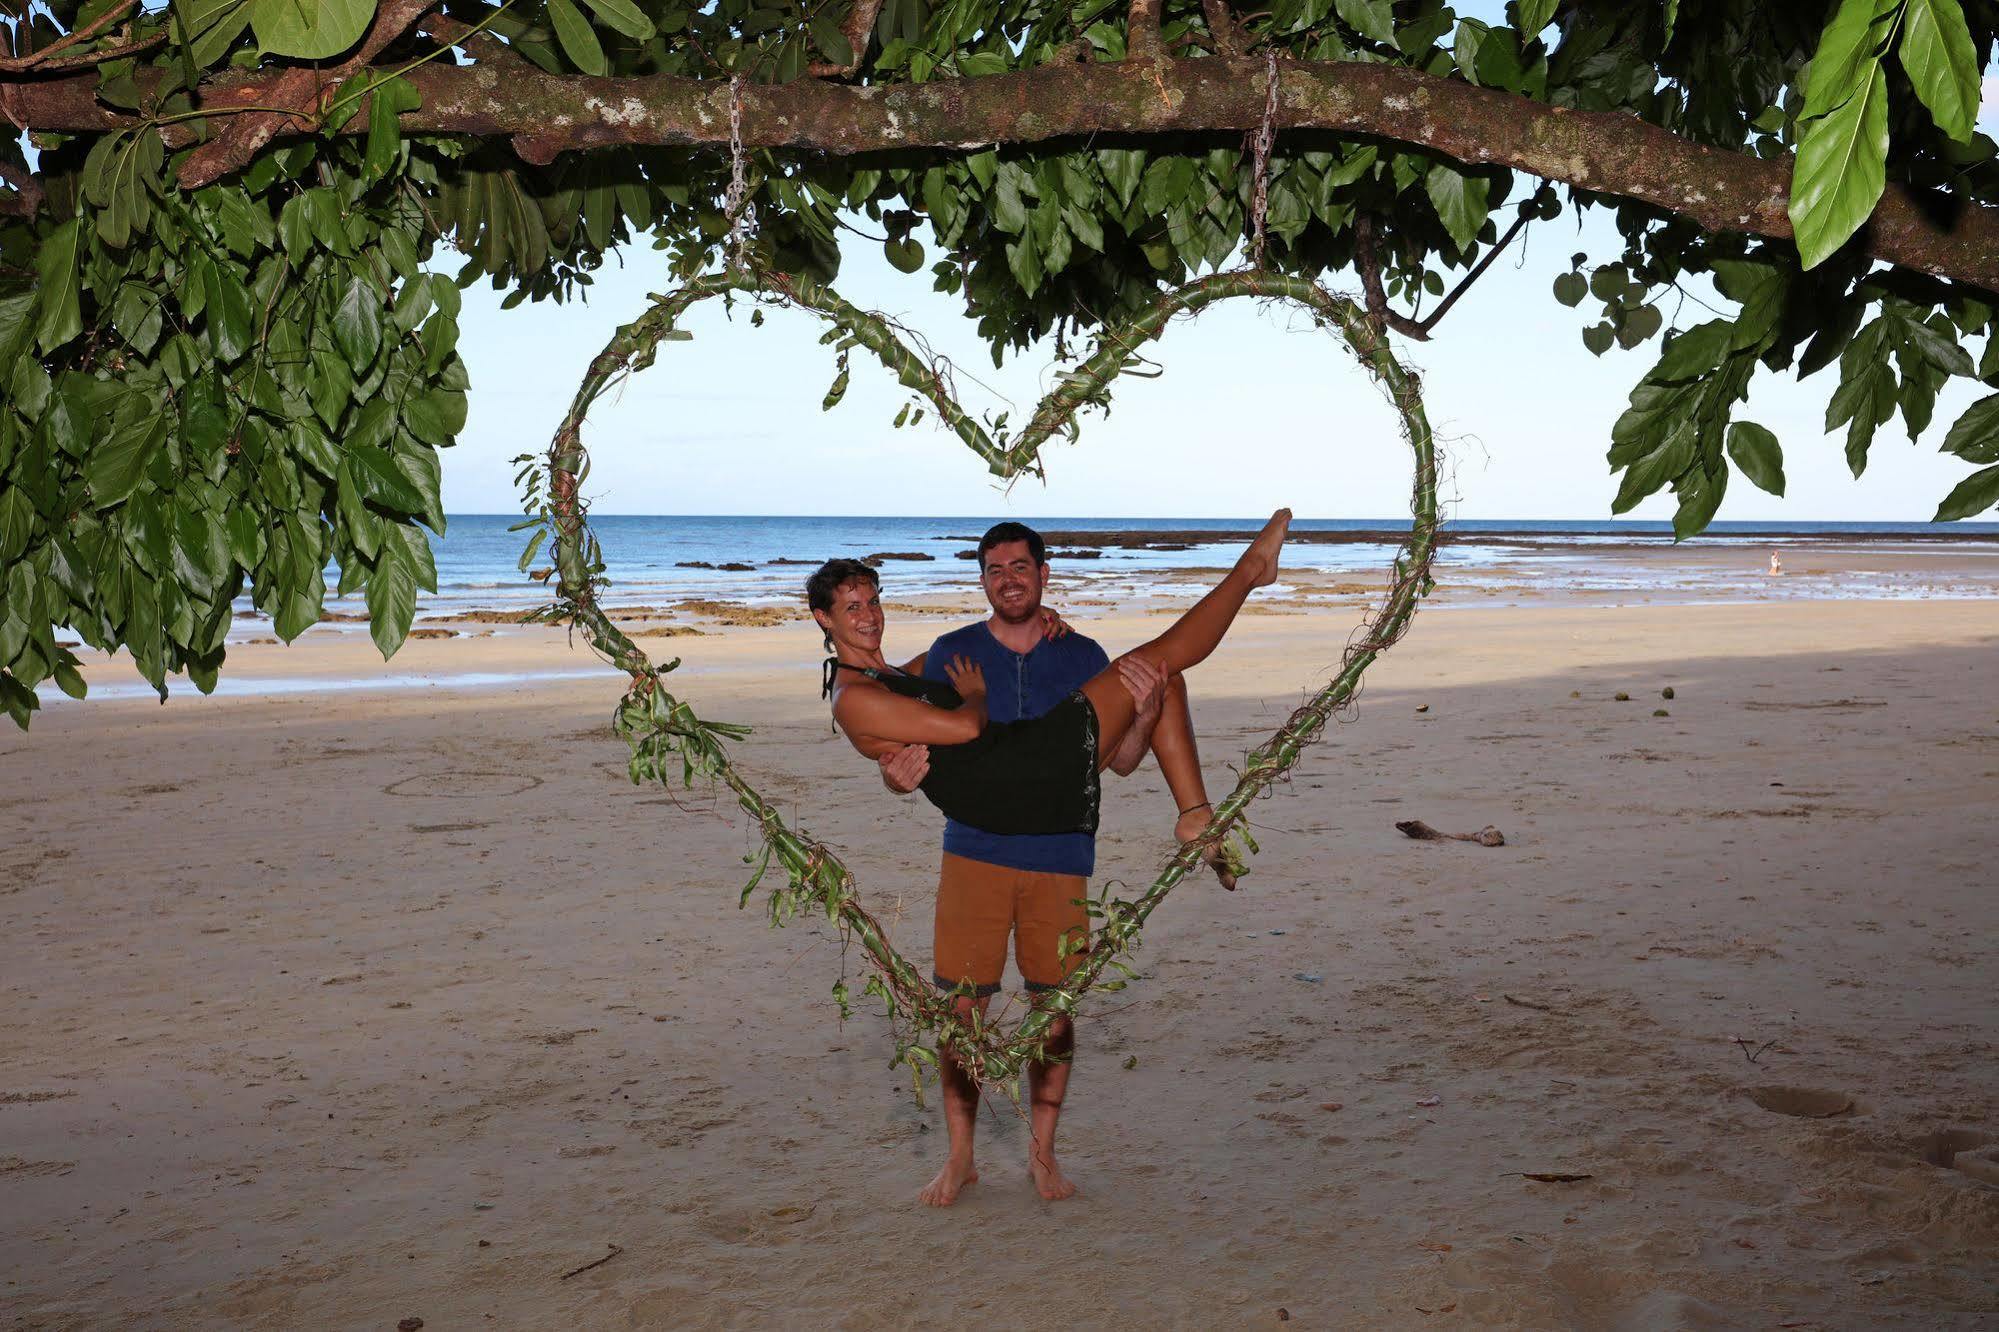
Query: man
879,521,1217,1205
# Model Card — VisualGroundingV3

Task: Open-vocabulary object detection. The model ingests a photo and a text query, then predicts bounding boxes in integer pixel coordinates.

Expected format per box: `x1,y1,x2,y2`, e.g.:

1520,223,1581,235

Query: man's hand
1106,655,1168,776
879,744,931,795
1117,654,1168,720
944,655,987,701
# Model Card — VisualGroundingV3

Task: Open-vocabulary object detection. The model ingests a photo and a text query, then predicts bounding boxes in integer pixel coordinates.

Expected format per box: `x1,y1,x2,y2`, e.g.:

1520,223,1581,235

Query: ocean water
403,514,1999,616
40,513,1999,701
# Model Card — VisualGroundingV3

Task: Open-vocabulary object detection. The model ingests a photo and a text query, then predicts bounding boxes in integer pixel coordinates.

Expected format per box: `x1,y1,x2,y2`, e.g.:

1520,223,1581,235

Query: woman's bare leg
1081,508,1290,754
1151,673,1240,889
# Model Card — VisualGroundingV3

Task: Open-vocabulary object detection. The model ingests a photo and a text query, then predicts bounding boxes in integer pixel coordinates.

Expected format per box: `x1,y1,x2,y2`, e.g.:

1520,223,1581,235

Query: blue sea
407,514,1999,616
42,514,1999,702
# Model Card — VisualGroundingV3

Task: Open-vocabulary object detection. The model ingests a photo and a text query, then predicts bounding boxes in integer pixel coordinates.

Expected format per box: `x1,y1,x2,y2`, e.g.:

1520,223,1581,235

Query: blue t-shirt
922,621,1110,877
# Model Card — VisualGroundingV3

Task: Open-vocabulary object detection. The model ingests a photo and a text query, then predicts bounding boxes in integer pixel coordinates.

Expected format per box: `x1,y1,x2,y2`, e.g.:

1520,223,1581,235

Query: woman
809,510,1290,867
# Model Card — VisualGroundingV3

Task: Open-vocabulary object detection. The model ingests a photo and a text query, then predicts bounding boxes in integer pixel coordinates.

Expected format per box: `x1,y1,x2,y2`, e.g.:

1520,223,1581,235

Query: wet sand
4,593,1998,1328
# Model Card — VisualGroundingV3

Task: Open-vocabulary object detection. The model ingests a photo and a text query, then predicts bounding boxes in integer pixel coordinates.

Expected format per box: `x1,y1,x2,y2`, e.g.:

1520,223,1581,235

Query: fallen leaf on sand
1416,1241,1453,1253
1319,1102,1343,1112
1416,1096,1441,1107
1519,1172,1592,1183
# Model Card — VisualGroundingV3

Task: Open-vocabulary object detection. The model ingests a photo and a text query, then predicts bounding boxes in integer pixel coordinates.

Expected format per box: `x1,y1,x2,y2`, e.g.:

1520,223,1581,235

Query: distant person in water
806,510,1290,1205
1769,550,1785,576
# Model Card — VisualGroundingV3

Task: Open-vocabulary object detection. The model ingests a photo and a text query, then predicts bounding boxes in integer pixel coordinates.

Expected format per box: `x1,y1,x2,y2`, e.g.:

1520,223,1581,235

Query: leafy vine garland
516,265,1439,1098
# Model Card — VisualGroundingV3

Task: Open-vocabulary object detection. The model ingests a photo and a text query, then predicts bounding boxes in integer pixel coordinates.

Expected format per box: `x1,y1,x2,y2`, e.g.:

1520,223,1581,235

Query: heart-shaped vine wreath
513,262,1438,1099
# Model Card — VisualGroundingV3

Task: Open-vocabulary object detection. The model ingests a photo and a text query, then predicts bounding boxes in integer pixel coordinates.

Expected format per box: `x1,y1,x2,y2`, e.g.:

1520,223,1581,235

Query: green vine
518,265,1439,1097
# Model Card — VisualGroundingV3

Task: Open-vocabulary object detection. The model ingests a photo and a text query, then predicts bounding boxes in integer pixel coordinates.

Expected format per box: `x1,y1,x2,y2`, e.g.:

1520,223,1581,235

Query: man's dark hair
977,521,1046,568
805,558,880,614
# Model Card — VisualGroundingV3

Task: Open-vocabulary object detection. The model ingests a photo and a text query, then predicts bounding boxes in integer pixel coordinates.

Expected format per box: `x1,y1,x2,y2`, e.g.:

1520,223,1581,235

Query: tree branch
1127,0,1166,61
10,55,1999,292
1199,0,1242,57
0,159,43,217
1353,215,1429,339
1415,205,1531,335
0,0,141,72
806,0,888,77
174,0,439,189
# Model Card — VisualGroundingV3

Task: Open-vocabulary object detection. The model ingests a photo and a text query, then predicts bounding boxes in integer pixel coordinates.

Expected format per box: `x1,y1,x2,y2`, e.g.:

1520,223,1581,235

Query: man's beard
989,589,1042,624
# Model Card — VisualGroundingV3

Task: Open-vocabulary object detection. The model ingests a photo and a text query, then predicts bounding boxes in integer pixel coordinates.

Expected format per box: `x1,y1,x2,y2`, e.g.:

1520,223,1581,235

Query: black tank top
821,658,964,709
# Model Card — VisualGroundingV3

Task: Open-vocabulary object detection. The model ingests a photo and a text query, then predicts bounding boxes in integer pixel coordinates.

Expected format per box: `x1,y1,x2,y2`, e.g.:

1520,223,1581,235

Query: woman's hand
1038,607,1073,640
943,655,987,702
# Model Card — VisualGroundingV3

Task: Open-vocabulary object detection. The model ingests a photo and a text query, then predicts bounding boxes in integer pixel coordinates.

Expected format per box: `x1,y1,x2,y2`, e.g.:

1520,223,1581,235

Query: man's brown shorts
932,852,1089,997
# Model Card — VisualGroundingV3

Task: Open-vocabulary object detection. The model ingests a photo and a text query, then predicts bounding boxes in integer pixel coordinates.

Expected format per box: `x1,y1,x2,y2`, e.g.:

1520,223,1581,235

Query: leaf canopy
1,0,1997,724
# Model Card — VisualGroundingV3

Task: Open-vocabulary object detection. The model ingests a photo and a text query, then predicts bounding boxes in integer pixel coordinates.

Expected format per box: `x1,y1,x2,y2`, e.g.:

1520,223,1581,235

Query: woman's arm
897,651,928,675
834,681,985,748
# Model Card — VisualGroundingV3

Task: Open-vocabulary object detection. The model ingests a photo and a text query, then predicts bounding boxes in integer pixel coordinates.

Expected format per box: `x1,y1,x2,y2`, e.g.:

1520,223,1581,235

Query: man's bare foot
1029,1151,1078,1201
1175,803,1238,891
1241,508,1292,588
918,1155,978,1206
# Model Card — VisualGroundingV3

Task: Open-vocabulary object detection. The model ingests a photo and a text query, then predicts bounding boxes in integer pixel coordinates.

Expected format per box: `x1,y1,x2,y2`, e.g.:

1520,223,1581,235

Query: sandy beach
4,577,1998,1327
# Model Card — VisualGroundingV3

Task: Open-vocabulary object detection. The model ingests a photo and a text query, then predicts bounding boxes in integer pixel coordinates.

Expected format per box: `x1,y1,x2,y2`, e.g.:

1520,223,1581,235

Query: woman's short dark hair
978,521,1046,567
806,558,880,613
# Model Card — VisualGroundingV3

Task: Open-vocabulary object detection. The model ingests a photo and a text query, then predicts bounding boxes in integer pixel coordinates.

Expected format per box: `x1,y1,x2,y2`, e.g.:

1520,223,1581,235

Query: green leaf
0,489,31,563
250,0,376,59
1941,393,1999,464
403,389,468,447
227,506,266,570
1933,464,1999,521
1672,464,1727,540
1334,0,1396,44
33,220,84,354
1894,310,1975,377
1552,271,1587,306
363,75,422,181
84,415,165,509
578,0,656,39
883,236,925,273
1789,61,1888,270
810,14,854,66
333,276,383,371
1800,0,1900,121
1423,165,1489,250
822,367,850,410
1726,421,1787,496
546,0,608,75
1581,322,1614,356
9,359,50,422
1654,320,1735,382
365,537,418,659
185,0,256,65
346,445,429,516
1516,0,1558,36
203,262,254,364
1898,0,1980,141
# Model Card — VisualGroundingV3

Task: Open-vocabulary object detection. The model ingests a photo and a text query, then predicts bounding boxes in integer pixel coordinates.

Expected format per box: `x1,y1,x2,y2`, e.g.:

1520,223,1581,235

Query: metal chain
724,74,753,273
1249,50,1278,269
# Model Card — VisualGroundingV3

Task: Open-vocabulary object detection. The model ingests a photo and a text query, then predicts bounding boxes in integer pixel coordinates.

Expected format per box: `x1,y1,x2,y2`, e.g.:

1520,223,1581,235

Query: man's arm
1105,654,1168,776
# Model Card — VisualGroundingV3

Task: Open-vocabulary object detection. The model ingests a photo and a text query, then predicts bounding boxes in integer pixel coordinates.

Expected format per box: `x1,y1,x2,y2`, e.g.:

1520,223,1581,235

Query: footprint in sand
384,772,543,799
1921,1127,1999,1187
1745,1085,1858,1118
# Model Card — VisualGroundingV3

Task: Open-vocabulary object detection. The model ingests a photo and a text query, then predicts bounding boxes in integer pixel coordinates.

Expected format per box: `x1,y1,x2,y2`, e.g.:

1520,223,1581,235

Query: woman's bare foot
918,1155,978,1206
1029,1150,1078,1201
1241,508,1292,588
1175,803,1239,891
